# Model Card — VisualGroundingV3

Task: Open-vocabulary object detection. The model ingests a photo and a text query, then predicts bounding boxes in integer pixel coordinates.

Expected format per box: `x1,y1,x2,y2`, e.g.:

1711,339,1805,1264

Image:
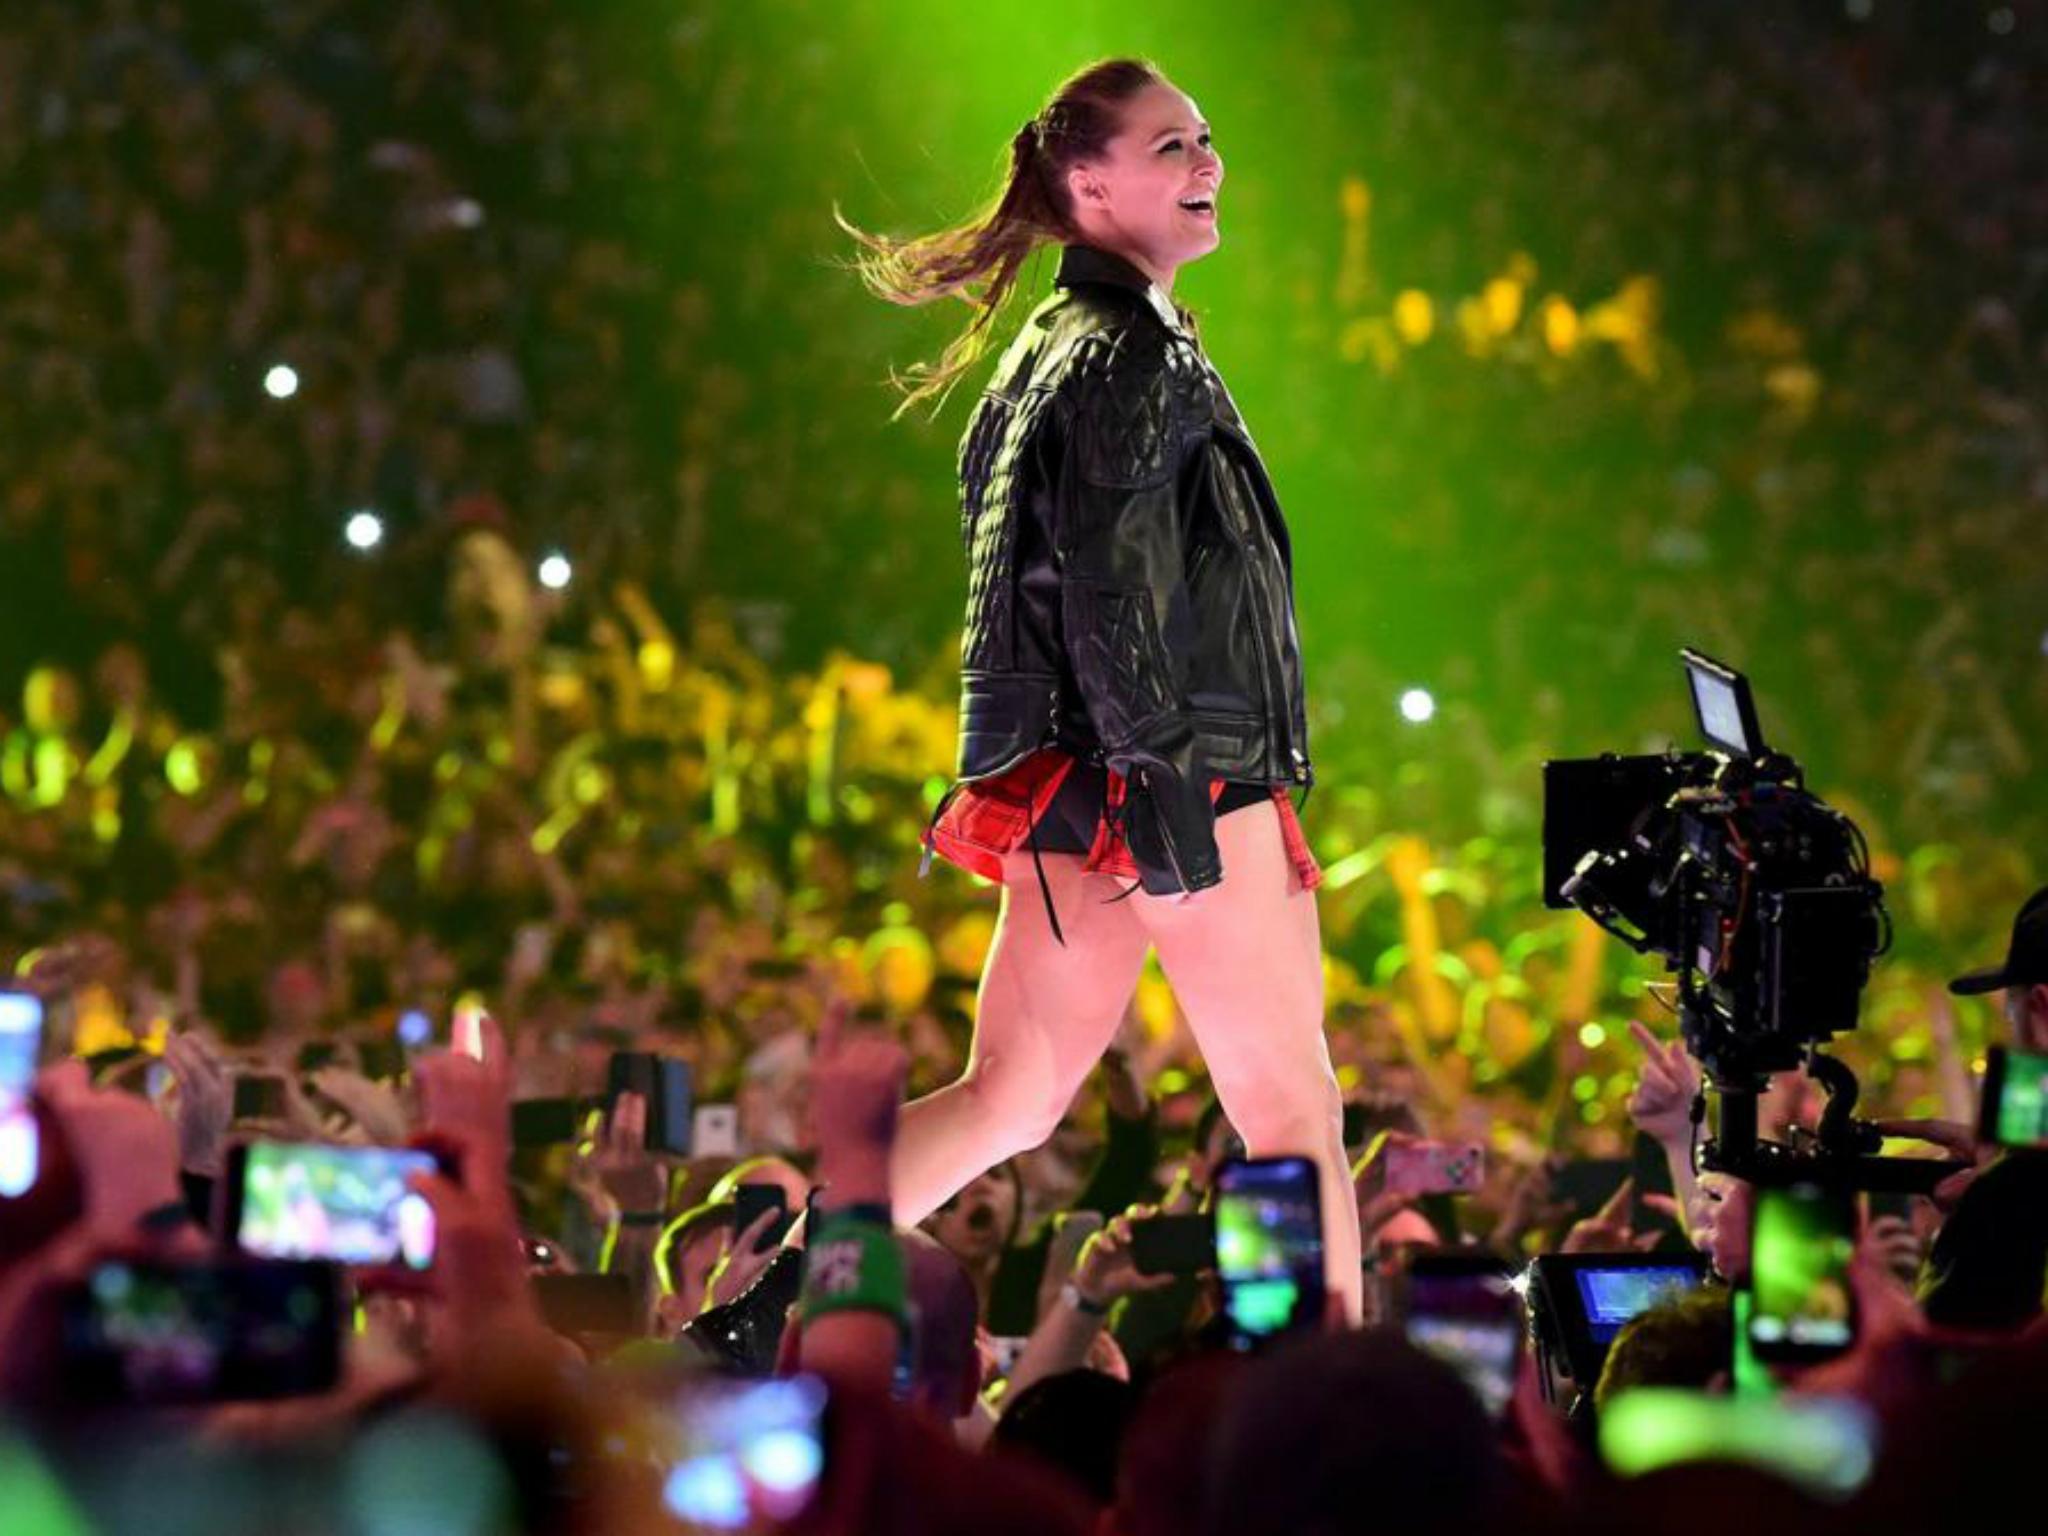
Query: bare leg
892,848,1151,1225
1139,800,1362,1321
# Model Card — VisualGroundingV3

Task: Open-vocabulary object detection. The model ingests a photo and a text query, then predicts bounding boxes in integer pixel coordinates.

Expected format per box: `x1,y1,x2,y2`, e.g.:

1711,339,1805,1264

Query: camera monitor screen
1682,649,1765,756
1576,1265,1704,1344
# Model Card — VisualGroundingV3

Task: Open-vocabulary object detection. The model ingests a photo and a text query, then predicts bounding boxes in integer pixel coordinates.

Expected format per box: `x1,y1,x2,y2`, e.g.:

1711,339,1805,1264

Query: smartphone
692,1103,740,1158
1748,1183,1857,1363
512,1097,584,1148
533,1273,638,1336
0,991,42,1197
1213,1156,1325,1347
608,1051,693,1155
61,1257,342,1405
661,1374,828,1530
1402,1254,1524,1418
224,1140,442,1271
1978,1046,2048,1149
731,1184,794,1254
1128,1213,1214,1277
232,1074,289,1122
1384,1140,1486,1197
1600,1390,1878,1498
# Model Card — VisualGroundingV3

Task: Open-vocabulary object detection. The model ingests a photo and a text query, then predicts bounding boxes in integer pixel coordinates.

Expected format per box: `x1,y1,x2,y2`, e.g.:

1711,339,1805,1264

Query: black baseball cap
1949,887,2048,996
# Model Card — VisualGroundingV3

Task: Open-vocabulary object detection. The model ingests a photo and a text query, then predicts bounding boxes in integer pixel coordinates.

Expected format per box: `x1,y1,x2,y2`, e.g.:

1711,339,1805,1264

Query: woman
841,57,1361,1317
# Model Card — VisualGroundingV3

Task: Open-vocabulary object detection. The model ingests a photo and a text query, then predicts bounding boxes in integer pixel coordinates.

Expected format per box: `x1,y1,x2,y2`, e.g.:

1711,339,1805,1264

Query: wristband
800,1216,908,1334
618,1210,665,1227
813,1199,891,1229
1060,1282,1109,1318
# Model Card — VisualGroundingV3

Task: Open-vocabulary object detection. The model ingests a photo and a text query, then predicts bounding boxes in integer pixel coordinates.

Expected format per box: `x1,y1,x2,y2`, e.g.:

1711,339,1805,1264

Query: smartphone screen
231,1140,440,1270
1600,1389,1876,1498
0,992,43,1197
62,1257,342,1405
1403,1258,1523,1418
662,1375,827,1530
731,1184,793,1254
1980,1046,2048,1149
1213,1156,1324,1346
1748,1184,1857,1362
656,1058,693,1156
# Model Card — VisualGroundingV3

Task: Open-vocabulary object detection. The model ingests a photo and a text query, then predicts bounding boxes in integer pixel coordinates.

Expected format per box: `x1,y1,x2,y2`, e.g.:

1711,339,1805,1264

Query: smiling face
1063,79,1223,291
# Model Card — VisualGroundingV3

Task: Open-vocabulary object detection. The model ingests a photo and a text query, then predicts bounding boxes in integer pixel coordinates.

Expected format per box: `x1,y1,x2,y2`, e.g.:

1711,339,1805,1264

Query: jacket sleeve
1054,332,1220,894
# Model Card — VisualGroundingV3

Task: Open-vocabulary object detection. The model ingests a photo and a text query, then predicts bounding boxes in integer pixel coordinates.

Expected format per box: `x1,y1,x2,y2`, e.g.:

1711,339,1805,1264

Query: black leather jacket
949,243,1312,894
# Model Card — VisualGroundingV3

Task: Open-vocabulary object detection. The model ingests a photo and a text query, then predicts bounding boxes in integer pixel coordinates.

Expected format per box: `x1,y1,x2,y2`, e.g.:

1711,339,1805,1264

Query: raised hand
1073,1205,1180,1306
1625,1020,1701,1147
1560,1176,1678,1254
161,1031,232,1177
807,1001,907,1208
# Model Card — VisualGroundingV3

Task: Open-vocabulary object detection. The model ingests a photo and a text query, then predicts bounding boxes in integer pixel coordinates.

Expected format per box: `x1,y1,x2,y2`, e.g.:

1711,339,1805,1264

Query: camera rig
1543,651,1963,1193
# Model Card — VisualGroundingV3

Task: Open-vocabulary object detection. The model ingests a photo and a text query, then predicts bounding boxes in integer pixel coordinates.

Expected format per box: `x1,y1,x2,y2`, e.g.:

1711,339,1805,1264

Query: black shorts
1031,760,1271,856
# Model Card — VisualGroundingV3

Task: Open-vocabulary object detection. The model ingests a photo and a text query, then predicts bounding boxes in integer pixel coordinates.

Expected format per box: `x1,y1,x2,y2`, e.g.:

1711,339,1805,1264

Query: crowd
3,0,2047,1529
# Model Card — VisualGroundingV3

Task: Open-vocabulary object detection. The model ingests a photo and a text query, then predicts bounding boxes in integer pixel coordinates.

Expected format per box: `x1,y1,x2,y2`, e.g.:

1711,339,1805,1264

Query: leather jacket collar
1054,244,1187,337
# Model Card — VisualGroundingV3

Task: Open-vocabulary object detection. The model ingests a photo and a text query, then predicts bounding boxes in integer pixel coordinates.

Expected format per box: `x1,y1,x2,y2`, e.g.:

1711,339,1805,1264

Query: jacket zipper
1210,440,1298,782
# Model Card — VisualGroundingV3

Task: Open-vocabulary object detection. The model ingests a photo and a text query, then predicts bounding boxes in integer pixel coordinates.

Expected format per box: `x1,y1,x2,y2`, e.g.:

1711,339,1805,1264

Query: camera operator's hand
1871,1117,1988,1210
1625,1020,1700,1148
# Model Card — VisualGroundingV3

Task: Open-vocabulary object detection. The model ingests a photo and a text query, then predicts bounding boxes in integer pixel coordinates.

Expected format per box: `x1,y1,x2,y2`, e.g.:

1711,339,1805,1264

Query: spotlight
1399,688,1436,724
263,364,300,399
537,552,573,591
343,511,384,551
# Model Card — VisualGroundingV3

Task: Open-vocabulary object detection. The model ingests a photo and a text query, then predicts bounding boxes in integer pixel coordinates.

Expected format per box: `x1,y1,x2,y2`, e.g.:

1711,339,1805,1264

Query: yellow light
1481,276,1524,335
1391,289,1435,346
1578,1022,1607,1050
1542,296,1581,355
166,741,204,796
638,639,675,691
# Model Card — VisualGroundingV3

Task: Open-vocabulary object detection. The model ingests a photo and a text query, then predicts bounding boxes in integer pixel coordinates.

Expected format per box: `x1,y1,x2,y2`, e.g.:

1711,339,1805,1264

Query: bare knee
951,1051,1070,1157
1229,1067,1344,1161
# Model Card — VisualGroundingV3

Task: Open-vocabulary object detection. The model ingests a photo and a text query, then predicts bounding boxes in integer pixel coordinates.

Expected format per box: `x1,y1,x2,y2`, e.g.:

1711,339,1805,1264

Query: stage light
1399,687,1436,724
538,552,573,590
344,511,384,551
263,364,299,399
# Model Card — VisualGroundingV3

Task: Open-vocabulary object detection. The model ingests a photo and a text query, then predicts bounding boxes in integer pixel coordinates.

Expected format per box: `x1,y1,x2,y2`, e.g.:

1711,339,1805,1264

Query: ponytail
836,58,1166,420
